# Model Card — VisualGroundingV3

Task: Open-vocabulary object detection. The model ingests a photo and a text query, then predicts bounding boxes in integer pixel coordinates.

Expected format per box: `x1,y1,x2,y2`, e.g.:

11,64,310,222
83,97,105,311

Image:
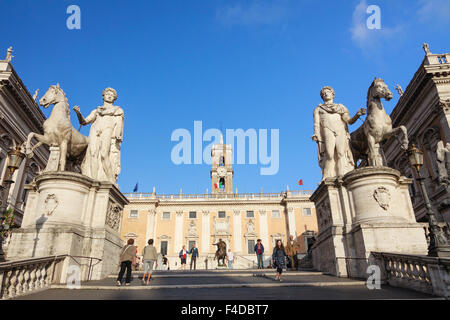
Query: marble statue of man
73,88,124,183
437,140,450,185
312,86,365,180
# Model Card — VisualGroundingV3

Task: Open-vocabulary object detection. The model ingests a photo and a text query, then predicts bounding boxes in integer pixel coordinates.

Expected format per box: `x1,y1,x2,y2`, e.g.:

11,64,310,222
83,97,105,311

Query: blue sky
1,0,449,194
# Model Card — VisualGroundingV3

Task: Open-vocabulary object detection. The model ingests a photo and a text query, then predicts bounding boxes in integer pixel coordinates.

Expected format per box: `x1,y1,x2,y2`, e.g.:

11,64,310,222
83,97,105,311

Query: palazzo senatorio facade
120,139,318,269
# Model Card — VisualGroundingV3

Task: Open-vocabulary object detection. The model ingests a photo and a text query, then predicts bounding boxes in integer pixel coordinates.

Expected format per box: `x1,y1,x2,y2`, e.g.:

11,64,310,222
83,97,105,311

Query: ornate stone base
6,172,128,282
311,167,428,278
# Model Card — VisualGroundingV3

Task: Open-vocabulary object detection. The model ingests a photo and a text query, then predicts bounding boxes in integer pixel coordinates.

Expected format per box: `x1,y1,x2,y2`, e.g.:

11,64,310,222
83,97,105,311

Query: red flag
298,179,303,186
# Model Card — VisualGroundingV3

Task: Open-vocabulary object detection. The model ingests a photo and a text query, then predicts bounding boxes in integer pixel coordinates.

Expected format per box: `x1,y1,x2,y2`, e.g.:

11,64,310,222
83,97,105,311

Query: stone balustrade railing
124,190,313,200
426,53,450,65
0,255,67,299
371,252,450,297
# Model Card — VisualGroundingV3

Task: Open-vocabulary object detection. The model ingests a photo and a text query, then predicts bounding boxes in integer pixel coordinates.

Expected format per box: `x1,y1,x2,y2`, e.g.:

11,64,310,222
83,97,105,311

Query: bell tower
211,135,233,194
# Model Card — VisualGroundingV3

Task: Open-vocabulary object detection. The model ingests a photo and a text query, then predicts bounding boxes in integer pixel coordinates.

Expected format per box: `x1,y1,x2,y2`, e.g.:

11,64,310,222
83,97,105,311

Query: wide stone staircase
9,268,439,300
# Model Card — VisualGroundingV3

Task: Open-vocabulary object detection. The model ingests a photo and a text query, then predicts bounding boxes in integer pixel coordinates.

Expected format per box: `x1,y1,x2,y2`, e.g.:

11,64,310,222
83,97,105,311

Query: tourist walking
189,243,199,270
162,255,170,270
254,239,265,269
142,239,158,285
117,238,137,286
285,235,300,271
226,249,234,269
179,245,188,270
272,240,287,281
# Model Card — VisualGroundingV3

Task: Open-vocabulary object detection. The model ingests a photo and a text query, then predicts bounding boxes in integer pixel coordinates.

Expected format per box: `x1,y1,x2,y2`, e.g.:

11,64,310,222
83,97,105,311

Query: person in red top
254,239,265,269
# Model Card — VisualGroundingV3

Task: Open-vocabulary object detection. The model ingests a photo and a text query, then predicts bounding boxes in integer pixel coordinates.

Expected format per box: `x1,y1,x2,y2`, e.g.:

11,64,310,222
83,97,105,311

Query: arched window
219,156,225,166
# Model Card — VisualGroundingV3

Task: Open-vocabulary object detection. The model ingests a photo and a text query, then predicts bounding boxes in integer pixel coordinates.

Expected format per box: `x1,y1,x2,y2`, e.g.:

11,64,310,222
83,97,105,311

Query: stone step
106,271,323,278
52,281,366,290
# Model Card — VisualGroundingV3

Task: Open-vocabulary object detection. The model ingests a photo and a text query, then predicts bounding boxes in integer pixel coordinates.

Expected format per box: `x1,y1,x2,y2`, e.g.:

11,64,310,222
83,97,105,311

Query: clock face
217,167,227,177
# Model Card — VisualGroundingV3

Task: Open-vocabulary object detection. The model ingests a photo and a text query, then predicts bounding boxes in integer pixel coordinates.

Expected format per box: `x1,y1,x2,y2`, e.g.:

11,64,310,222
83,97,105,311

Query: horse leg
59,140,68,171
367,134,381,166
386,126,409,151
26,133,50,156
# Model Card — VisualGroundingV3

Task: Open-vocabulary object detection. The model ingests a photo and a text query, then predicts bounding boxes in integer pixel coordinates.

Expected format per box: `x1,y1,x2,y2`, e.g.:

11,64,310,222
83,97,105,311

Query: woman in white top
227,249,234,269
179,245,188,270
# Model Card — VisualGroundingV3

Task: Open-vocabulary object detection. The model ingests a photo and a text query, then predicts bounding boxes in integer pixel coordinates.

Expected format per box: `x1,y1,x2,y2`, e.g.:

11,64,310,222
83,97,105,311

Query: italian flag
214,182,224,189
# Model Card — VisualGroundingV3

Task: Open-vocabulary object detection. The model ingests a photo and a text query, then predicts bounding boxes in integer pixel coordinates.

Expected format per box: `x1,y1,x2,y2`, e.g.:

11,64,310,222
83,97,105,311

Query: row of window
129,208,312,219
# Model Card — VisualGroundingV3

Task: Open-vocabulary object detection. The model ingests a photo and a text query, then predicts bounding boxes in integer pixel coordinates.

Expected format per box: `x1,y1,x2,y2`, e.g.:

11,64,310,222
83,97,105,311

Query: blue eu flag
133,182,138,192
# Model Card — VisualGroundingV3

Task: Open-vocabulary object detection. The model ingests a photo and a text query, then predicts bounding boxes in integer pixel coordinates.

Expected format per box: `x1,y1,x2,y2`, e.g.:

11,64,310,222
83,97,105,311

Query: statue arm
113,110,124,141
312,107,321,141
73,107,96,125
342,106,366,125
84,109,97,124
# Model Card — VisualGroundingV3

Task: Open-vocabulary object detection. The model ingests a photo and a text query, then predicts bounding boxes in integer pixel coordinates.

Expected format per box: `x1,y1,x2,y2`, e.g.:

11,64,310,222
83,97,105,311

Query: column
201,210,210,254
145,209,156,242
287,207,297,238
259,210,269,248
233,209,242,253
174,210,184,254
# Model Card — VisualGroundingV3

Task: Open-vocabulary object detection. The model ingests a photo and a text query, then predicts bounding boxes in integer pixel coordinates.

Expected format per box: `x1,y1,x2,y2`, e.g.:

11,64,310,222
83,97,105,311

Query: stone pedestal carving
6,172,129,282
311,167,428,278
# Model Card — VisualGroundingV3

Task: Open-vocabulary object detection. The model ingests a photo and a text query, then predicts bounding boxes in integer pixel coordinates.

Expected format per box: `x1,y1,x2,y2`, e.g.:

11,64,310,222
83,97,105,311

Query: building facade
383,45,450,223
120,139,317,269
0,49,49,226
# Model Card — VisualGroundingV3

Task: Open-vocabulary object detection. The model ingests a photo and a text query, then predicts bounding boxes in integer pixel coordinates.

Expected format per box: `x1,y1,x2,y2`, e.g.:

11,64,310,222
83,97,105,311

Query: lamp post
0,144,26,262
407,144,450,257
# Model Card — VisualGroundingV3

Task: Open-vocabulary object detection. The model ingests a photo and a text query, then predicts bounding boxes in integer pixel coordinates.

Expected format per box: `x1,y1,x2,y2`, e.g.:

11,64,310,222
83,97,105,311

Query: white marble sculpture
5,47,13,62
74,88,124,184
25,84,88,171
32,89,39,101
350,78,409,167
312,86,365,180
394,84,403,96
423,43,431,55
437,140,450,185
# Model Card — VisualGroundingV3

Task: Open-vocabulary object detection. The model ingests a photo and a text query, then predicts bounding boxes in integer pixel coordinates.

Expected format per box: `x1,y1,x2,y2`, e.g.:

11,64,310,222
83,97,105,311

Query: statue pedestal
6,172,128,282
311,167,428,278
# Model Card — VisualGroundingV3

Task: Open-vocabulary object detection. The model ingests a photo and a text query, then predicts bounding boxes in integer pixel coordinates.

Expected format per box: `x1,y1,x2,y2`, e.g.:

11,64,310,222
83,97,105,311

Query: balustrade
0,255,66,299
371,252,449,297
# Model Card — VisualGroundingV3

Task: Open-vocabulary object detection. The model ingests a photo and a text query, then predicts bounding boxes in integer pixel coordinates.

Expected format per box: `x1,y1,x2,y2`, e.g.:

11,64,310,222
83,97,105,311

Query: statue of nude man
312,86,365,180
73,88,124,183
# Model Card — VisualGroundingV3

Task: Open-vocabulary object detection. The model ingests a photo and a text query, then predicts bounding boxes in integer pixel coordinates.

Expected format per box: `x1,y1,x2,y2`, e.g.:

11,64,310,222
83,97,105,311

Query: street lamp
0,143,26,262
1,144,26,211
407,144,450,257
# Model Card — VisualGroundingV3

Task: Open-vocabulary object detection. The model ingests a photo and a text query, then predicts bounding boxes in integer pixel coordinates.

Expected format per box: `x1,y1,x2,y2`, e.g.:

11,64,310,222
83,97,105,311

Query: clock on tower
211,136,233,194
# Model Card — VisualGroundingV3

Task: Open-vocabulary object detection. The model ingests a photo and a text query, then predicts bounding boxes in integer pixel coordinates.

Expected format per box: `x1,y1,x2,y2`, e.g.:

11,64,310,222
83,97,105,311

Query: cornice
0,66,45,132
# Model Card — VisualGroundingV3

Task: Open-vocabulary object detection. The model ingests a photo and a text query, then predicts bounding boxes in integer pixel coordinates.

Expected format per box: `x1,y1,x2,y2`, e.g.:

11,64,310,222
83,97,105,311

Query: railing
371,252,450,297
0,255,67,300
68,256,102,281
123,190,313,200
426,53,450,65
235,255,257,269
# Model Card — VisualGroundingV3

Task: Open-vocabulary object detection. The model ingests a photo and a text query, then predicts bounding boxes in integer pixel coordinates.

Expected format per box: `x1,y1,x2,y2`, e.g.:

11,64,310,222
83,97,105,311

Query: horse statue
213,239,227,266
350,78,408,166
26,84,88,171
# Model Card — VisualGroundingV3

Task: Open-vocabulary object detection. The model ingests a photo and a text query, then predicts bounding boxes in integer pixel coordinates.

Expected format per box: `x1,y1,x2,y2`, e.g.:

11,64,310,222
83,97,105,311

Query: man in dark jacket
189,243,199,270
254,239,265,269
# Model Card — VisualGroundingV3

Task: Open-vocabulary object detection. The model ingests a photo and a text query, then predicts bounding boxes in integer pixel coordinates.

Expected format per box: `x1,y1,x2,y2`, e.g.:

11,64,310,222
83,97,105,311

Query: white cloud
418,0,450,24
350,0,404,53
216,0,289,27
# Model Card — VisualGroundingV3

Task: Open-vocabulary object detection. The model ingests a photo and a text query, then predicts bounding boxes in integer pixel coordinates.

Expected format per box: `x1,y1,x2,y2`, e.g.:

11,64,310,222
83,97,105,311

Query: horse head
367,78,393,107
39,83,66,108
